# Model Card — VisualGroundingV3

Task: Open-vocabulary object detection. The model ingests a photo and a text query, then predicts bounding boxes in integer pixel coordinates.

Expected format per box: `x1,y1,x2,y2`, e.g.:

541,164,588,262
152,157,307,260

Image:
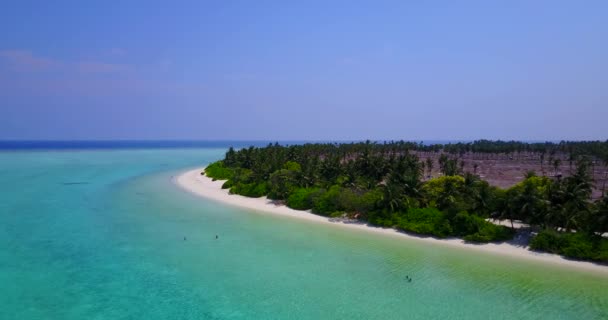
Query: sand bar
175,168,608,275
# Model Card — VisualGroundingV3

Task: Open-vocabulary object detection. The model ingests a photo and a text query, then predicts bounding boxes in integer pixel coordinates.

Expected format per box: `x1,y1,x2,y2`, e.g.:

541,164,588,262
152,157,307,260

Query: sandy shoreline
175,168,608,275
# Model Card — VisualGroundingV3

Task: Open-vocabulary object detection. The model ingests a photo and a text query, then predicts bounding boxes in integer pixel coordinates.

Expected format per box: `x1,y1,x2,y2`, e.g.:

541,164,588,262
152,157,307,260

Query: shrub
561,235,595,260
335,188,360,213
452,211,514,242
330,211,346,218
451,211,481,237
268,168,299,200
311,185,343,216
355,188,384,214
286,188,320,210
205,161,234,180
450,211,513,242
367,210,398,228
221,180,233,189
422,176,468,213
230,182,268,198
530,229,564,253
530,230,608,262
397,207,452,238
594,240,608,261
463,223,513,243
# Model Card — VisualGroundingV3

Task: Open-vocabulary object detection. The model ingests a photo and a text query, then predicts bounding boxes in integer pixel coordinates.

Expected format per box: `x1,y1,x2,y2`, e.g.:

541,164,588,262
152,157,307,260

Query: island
178,140,608,268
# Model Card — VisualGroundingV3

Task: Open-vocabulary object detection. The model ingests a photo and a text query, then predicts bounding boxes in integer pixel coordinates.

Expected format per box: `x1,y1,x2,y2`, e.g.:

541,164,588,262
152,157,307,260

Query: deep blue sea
0,141,606,319
0,139,481,151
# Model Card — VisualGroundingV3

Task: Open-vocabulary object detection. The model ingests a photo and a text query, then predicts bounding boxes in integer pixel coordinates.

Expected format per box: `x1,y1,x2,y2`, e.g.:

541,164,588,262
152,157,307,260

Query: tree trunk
603,170,607,197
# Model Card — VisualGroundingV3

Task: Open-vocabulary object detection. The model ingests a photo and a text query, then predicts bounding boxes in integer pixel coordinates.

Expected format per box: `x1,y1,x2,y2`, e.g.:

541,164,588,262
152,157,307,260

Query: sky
1,1,607,141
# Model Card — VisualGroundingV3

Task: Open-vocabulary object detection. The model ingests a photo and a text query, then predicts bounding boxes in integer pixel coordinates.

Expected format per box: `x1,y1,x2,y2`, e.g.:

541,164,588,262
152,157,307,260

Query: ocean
0,143,606,319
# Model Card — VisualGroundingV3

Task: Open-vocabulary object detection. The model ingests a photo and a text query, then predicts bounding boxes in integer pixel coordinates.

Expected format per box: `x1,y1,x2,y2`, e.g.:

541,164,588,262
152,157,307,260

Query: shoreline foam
175,168,608,275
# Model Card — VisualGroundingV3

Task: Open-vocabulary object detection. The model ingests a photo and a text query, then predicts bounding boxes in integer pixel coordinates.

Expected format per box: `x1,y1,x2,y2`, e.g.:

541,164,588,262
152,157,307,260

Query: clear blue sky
1,1,606,141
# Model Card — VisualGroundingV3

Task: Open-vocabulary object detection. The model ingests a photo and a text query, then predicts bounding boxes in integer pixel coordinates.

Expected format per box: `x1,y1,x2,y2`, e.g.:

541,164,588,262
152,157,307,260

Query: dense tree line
438,140,608,158
204,141,608,262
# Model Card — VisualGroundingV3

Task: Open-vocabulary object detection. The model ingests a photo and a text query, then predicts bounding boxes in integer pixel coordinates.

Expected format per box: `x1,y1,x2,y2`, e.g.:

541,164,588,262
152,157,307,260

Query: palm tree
518,181,547,227
548,159,593,231
568,152,575,172
540,152,546,175
420,162,426,179
381,155,422,212
382,183,402,212
602,153,608,197
594,196,608,235
553,158,561,176
496,190,517,229
438,154,459,176
560,182,591,232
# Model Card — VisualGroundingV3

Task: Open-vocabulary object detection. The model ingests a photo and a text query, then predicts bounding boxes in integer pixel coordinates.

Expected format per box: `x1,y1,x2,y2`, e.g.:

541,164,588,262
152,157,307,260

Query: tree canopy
204,140,608,262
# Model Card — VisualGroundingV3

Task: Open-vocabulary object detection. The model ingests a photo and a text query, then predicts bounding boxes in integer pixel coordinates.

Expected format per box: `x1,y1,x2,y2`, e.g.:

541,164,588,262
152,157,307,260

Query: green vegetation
396,208,452,238
286,187,320,210
530,230,608,262
203,161,233,180
205,141,608,262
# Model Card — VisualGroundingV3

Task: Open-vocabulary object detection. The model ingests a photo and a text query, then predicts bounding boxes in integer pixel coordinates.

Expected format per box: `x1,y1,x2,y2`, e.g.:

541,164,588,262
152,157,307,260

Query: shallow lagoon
1,148,606,319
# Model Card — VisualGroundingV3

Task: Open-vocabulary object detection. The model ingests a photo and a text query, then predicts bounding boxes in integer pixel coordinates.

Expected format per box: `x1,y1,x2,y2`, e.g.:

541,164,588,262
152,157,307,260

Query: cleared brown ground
412,151,608,199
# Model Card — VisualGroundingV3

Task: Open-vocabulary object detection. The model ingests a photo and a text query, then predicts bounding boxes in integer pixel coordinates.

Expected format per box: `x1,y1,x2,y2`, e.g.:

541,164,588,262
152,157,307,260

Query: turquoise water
1,148,607,319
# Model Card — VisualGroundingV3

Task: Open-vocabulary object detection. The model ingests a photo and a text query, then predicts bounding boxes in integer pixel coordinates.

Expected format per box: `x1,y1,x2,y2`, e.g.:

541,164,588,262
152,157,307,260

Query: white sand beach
175,168,608,275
